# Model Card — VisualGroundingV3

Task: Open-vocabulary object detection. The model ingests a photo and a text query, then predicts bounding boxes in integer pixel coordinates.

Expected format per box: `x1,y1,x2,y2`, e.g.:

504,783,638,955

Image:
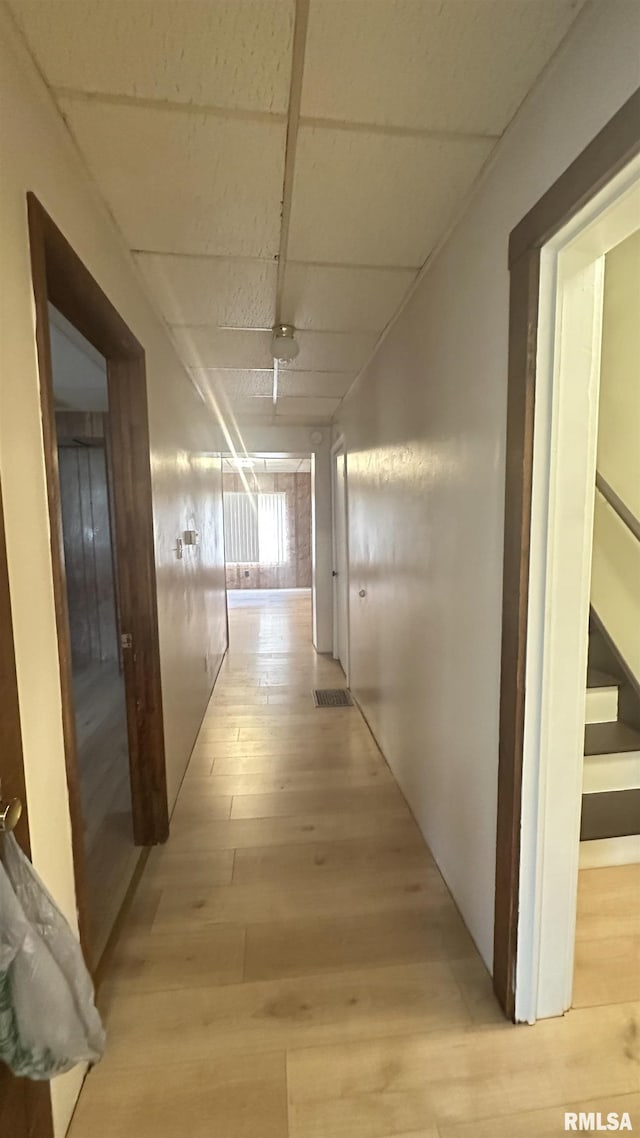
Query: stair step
584,720,640,757
585,683,618,725
586,667,621,689
579,834,640,868
583,749,640,794
580,788,640,841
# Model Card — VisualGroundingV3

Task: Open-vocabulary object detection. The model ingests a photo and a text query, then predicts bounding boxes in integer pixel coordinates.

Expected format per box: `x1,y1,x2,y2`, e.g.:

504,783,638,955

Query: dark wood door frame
27,194,169,961
493,88,640,1021
0,478,54,1138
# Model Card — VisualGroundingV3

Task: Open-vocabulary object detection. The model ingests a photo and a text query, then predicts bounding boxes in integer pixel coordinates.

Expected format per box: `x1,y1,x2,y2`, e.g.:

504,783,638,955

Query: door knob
359,588,366,598
0,795,22,833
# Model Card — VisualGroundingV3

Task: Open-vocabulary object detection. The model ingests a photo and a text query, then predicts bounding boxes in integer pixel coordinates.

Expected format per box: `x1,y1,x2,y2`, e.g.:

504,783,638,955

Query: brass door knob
0,796,22,833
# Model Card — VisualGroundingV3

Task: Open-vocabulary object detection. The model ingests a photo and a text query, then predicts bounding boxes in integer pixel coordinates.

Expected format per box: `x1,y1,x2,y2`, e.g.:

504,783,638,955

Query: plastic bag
0,834,105,1079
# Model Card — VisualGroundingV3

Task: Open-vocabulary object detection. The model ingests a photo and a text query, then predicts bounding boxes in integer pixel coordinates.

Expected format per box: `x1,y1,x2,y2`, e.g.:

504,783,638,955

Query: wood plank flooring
69,590,640,1138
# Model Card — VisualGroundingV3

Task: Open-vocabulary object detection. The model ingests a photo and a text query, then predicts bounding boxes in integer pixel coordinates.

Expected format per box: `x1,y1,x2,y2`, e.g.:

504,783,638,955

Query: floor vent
313,688,353,708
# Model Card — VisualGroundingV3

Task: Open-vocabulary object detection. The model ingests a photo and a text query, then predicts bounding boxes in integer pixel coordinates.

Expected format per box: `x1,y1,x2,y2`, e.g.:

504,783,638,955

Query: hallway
68,591,639,1138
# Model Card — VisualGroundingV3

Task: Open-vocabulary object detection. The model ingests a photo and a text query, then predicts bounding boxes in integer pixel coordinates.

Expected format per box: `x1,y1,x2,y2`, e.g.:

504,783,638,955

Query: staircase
581,619,640,865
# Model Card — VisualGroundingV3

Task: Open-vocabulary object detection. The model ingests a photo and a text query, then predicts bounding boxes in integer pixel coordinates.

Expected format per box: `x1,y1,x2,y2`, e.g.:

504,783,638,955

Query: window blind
224,492,287,564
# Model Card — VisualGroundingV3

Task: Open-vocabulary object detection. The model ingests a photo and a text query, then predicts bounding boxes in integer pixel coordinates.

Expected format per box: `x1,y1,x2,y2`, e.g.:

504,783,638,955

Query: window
224,492,288,564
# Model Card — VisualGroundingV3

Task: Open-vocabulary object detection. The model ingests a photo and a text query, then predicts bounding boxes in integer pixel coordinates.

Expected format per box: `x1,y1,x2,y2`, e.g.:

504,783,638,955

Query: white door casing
516,157,640,1023
331,441,349,679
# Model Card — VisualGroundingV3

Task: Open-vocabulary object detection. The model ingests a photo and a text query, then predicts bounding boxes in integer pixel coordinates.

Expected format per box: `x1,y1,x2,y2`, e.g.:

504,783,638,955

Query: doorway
222,452,314,640
50,305,135,963
494,92,640,1022
332,441,349,679
27,195,168,965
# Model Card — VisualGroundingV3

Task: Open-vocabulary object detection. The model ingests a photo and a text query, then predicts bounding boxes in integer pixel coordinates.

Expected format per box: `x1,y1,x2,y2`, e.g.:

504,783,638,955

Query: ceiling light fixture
271,323,299,364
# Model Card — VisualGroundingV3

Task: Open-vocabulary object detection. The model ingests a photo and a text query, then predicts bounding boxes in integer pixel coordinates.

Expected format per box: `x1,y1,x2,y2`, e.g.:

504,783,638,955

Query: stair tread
586,667,621,690
585,720,640,756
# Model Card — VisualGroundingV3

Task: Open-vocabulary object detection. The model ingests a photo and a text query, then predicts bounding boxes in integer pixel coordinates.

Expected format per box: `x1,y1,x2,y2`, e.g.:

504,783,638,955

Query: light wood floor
70,590,640,1138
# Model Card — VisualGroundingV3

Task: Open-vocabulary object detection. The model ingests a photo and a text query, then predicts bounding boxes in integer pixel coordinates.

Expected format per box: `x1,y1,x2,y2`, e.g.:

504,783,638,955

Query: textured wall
224,471,312,589
0,14,227,1132
336,2,640,970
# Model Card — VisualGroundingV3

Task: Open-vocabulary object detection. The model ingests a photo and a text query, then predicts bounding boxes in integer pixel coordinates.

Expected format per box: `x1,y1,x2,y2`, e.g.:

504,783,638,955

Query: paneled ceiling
9,0,585,426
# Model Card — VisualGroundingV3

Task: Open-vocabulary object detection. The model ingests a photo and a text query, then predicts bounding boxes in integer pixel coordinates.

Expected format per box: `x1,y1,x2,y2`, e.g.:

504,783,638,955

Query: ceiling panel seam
275,0,311,322
132,250,421,272
51,86,287,126
173,324,380,335
50,91,503,144
299,116,501,142
190,368,355,375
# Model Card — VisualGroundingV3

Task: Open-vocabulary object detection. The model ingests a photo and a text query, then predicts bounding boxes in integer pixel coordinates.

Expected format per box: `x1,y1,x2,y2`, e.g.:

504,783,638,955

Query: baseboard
168,645,228,820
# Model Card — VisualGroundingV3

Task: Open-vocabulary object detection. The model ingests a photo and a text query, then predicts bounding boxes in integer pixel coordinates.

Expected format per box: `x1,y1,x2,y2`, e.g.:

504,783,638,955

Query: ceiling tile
277,371,354,399
11,0,293,114
211,370,271,398
287,126,493,266
284,330,378,372
275,397,341,422
59,98,286,257
220,395,273,414
194,369,273,400
302,0,584,135
281,264,416,332
135,254,277,327
176,328,272,368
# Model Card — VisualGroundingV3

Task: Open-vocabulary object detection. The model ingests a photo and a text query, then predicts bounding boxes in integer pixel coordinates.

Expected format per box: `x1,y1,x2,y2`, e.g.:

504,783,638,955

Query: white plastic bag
0,834,105,1079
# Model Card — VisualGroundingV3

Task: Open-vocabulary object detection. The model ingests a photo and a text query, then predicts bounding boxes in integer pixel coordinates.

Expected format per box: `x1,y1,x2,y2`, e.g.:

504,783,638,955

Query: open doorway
494,97,640,1023
222,452,313,635
573,226,640,1010
49,305,134,963
27,195,168,968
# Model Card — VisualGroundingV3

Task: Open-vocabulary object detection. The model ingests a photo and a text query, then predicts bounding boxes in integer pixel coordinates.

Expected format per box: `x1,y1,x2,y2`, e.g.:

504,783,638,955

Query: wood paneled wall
56,413,119,668
224,472,311,589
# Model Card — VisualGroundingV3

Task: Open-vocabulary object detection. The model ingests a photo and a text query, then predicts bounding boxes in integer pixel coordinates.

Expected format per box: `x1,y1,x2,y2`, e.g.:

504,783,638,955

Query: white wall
597,229,640,520
592,492,640,683
0,11,227,1132
592,228,640,684
336,0,640,970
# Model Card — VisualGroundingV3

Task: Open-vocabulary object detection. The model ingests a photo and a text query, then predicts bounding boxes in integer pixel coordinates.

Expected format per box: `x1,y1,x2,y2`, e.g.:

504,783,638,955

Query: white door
332,448,349,677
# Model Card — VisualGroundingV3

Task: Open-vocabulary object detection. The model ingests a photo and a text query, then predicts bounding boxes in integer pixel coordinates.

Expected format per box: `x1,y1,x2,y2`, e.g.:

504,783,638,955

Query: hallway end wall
0,12,226,1131
336,1,640,970
223,470,312,589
